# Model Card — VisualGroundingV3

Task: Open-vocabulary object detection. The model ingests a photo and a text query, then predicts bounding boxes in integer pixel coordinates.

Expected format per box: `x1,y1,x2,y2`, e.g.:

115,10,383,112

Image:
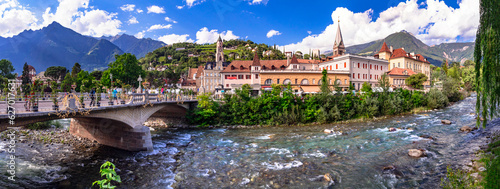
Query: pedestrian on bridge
112,88,118,104
90,88,96,107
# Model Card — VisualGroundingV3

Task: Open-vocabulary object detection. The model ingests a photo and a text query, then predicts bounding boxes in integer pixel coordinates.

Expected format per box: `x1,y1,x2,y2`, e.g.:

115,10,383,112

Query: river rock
460,126,478,133
324,129,333,134
323,173,332,182
388,128,397,132
383,165,395,170
408,149,426,158
441,120,452,125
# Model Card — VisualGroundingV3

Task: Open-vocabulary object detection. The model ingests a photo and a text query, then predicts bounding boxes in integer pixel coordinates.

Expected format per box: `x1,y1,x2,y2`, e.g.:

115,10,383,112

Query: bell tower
333,18,345,56
215,35,224,70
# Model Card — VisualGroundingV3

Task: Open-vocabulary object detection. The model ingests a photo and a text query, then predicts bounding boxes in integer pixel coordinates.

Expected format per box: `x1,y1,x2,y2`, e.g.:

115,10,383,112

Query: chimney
390,46,393,53
287,56,290,66
402,47,405,51
410,52,415,56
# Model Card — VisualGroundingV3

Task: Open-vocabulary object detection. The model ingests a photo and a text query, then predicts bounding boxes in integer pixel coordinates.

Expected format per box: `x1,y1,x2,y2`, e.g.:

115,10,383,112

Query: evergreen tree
21,63,31,94
0,59,14,78
71,63,81,78
320,69,331,95
441,59,448,75
475,0,500,127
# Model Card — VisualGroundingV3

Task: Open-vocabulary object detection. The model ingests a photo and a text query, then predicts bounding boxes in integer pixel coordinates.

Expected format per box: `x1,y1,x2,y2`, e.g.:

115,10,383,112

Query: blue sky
1,0,479,53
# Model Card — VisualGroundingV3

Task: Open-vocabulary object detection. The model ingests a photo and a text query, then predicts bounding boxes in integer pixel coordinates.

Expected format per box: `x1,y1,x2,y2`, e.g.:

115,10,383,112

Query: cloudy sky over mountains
0,0,479,53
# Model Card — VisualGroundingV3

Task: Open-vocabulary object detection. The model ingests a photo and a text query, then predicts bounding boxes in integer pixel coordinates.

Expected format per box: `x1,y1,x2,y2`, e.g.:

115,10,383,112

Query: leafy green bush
426,88,449,109
441,166,478,189
26,120,62,130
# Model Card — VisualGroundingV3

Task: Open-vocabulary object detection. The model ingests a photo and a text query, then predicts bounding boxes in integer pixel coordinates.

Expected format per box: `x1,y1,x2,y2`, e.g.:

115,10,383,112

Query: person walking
112,88,118,104
90,88,96,107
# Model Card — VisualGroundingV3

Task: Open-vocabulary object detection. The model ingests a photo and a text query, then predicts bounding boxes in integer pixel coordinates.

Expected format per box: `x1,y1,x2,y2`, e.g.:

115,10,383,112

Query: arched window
336,79,341,85
318,79,322,85
264,79,272,85
301,79,309,85
283,79,291,85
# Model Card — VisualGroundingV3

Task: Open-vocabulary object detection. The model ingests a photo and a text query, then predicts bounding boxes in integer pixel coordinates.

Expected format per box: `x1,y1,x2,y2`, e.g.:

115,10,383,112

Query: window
358,63,360,68
398,62,400,67
265,79,272,85
293,65,298,69
301,79,309,85
283,79,291,84
370,74,372,79
226,84,229,87
329,79,332,84
225,75,229,79
277,79,280,84
344,79,347,84
330,65,332,70
370,65,372,69
393,63,395,68
358,73,360,79
336,79,341,85
238,75,243,79
312,79,315,84
344,62,346,68
336,64,338,69
255,74,259,79
352,74,355,78
318,79,322,85
246,75,251,79
295,79,298,84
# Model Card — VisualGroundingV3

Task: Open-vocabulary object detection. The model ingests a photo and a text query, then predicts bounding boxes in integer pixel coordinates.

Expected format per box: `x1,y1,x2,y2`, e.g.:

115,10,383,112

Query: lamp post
110,73,113,87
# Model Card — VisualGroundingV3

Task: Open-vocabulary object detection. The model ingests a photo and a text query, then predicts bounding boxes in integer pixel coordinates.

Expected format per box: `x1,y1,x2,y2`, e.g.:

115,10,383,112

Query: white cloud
135,30,145,39
165,17,177,23
176,5,184,9
185,0,202,7
158,34,194,44
307,31,312,34
147,24,172,32
266,29,281,38
195,27,239,44
120,4,135,12
136,9,143,13
41,0,122,37
147,5,165,14
0,0,38,37
248,0,268,5
128,16,138,24
281,0,479,53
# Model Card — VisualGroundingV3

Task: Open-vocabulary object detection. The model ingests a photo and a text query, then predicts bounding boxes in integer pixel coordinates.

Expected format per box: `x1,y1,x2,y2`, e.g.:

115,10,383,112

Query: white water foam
261,160,303,170
304,151,326,158
403,135,426,141
255,134,274,140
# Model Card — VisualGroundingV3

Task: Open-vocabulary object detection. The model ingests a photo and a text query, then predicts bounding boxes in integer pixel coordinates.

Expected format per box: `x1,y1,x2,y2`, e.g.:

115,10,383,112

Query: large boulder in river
441,120,452,125
408,149,426,158
460,126,478,133
388,128,397,132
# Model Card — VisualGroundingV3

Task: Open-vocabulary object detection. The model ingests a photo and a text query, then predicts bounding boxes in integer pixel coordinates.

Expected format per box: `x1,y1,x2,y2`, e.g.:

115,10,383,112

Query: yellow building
376,42,431,86
260,70,350,93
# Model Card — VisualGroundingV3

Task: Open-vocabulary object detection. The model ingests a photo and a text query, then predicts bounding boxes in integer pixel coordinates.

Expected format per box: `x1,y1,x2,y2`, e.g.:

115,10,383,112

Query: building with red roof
376,43,432,87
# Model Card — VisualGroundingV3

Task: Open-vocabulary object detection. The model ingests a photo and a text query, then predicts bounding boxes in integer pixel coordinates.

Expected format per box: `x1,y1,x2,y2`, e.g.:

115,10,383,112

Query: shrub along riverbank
188,72,467,127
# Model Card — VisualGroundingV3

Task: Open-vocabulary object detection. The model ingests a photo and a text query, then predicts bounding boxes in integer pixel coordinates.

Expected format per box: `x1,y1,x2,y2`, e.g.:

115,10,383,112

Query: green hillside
139,39,285,74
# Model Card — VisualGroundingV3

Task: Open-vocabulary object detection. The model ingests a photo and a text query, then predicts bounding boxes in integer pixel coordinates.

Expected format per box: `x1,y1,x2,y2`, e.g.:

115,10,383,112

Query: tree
304,54,310,59
320,69,331,95
45,66,68,81
61,73,73,92
0,59,14,79
378,73,391,92
102,53,145,88
91,70,103,80
441,59,448,75
21,63,31,94
405,73,427,89
71,63,81,78
475,0,500,127
361,82,372,93
463,60,475,67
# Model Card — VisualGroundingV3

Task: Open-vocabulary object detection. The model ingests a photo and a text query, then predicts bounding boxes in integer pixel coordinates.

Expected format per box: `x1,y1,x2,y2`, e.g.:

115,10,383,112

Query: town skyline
1,0,479,54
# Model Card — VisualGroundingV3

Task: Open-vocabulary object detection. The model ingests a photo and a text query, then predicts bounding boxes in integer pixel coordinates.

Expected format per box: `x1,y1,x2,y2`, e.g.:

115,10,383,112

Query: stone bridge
0,93,197,151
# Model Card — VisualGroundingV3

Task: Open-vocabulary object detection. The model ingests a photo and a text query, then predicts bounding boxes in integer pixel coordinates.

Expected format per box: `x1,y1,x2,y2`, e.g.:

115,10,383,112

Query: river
0,95,496,188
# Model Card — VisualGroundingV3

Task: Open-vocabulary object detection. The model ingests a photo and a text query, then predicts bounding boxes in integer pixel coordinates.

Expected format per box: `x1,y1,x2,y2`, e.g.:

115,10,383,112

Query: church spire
333,18,345,56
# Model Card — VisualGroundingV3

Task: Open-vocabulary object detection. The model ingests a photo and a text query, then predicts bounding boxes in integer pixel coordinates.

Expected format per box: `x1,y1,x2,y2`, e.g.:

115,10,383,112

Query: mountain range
336,31,475,66
0,22,165,73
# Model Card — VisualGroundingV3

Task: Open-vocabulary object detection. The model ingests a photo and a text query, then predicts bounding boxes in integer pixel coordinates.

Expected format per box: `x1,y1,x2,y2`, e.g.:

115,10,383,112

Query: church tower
333,19,345,56
215,35,224,70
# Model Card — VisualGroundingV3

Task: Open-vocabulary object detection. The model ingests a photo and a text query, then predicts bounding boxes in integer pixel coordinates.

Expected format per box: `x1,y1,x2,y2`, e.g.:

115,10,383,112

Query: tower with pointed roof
215,35,224,70
378,41,392,60
333,19,345,56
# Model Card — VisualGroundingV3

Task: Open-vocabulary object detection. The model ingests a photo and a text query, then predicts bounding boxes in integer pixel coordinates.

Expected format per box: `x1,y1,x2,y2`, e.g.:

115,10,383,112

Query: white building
318,18,389,90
